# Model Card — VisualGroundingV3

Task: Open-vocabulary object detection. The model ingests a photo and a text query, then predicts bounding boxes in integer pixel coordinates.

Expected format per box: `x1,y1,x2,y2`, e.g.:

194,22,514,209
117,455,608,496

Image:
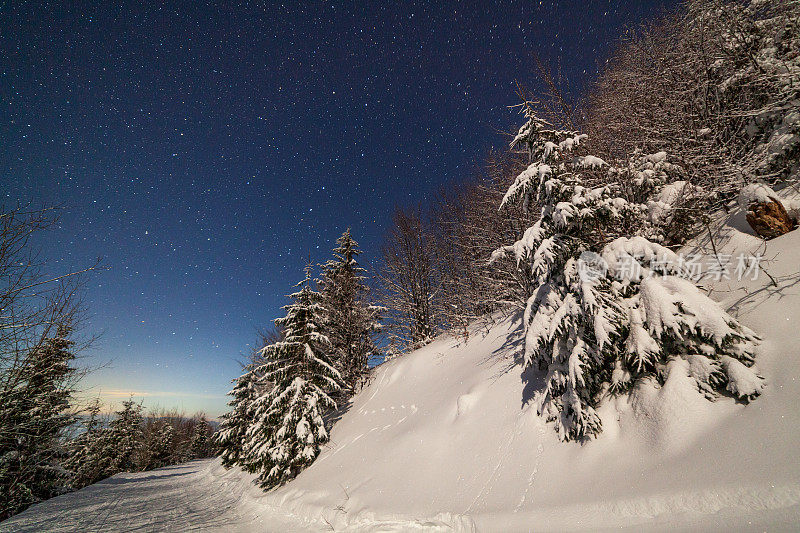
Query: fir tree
243,267,343,489
190,418,210,459
493,105,763,441
90,400,143,478
215,366,256,468
147,424,175,470
0,325,78,519
63,398,105,490
318,229,381,393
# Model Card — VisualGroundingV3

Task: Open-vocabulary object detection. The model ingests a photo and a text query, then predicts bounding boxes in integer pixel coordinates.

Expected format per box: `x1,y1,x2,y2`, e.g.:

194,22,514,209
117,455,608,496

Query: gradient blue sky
2,0,677,417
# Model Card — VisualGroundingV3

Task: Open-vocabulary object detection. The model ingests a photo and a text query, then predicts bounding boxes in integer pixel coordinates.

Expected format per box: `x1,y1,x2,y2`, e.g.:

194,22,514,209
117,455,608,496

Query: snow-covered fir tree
144,424,174,470
63,398,105,490
190,418,211,459
318,229,381,393
493,104,764,441
242,266,343,489
0,325,78,519
215,366,256,468
92,400,144,478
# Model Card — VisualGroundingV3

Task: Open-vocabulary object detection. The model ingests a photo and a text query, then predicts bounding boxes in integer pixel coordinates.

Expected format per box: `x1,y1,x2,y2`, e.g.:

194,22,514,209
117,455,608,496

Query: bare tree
586,0,800,210
427,150,539,338
378,206,438,354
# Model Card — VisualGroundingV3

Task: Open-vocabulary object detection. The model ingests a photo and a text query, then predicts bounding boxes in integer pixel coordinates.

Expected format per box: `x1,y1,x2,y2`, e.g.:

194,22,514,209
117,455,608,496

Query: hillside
256,193,800,531
4,192,800,531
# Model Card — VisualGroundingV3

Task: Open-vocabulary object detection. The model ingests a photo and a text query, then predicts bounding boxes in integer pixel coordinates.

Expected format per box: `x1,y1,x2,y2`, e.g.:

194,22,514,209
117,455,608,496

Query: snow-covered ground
4,192,800,531
0,460,326,532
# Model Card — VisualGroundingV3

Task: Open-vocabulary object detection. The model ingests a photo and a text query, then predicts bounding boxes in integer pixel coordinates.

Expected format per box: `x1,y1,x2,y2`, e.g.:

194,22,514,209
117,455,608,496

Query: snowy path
4,459,799,532
0,460,316,533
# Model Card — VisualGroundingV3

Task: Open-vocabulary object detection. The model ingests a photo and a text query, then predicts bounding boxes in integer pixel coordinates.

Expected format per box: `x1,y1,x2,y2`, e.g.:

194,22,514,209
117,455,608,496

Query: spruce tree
63,398,105,490
190,418,210,459
215,366,256,468
91,400,143,478
493,104,763,441
0,325,78,519
243,267,343,489
147,424,175,469
318,229,381,394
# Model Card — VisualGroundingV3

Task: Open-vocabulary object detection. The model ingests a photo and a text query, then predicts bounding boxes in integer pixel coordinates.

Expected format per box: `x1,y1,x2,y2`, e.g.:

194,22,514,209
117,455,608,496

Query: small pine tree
494,105,763,441
0,325,78,519
147,424,175,470
215,367,256,468
90,400,143,478
63,398,105,490
318,229,381,394
190,418,210,459
243,267,344,489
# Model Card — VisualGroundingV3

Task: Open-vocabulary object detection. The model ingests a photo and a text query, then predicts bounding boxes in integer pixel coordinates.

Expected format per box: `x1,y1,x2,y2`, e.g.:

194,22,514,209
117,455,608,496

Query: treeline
65,400,215,490
0,207,215,520
218,0,797,487
376,153,534,353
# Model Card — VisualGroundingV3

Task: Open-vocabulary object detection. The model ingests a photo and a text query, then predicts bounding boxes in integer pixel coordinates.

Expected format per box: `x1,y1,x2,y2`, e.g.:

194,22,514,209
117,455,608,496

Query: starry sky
2,0,677,417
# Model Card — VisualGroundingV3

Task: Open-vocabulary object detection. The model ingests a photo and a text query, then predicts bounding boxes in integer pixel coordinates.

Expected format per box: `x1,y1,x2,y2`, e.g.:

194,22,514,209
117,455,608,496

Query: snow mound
738,183,780,210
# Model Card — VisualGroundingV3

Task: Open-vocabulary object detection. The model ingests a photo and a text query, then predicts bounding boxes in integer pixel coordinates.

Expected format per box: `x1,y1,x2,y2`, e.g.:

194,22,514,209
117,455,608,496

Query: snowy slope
250,191,800,531
4,192,800,532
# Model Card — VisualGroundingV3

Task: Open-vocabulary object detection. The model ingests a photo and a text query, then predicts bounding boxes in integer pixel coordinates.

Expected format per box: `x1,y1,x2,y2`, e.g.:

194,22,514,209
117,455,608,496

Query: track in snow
0,460,314,533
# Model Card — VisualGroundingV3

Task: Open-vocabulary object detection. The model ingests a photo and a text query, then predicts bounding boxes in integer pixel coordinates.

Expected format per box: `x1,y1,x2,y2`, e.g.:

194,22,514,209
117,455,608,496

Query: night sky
2,0,677,417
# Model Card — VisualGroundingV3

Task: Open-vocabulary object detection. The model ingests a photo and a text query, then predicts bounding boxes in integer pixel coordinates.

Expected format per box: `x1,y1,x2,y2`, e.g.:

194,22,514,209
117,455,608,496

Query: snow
558,133,587,152
647,180,693,225
738,182,780,210
601,235,681,281
577,155,606,168
0,461,320,532
720,356,764,399
500,162,552,210
639,275,738,343
644,151,667,164
5,192,800,531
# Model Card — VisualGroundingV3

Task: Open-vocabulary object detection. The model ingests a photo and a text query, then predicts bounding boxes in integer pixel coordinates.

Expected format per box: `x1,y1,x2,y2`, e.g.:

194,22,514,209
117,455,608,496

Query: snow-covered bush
493,107,764,441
